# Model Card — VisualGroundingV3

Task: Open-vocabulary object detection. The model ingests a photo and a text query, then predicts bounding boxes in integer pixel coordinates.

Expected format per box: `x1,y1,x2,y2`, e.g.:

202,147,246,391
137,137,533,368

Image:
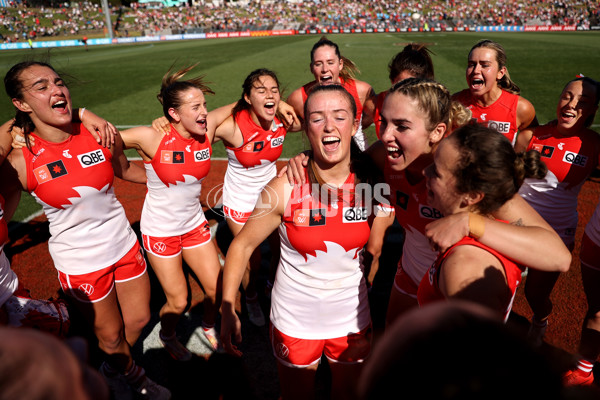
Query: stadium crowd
0,0,599,42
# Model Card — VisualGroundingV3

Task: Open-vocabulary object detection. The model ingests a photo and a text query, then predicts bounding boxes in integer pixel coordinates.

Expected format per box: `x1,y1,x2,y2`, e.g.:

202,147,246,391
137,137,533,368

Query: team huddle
0,36,599,400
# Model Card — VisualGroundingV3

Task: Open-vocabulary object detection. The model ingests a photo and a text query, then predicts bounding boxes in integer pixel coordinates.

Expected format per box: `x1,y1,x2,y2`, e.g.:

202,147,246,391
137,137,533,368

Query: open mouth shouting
319,75,334,85
322,135,341,152
559,110,576,123
387,144,402,160
51,99,68,113
470,78,485,91
264,101,276,115
196,117,207,131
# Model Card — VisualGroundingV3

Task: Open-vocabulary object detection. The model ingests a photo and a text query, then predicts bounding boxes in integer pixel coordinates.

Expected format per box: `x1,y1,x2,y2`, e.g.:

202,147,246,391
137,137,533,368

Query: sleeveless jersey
0,195,18,306
272,171,371,339
141,124,212,237
301,77,368,150
23,124,137,274
417,235,523,322
519,124,600,241
454,89,520,146
384,161,443,285
222,109,286,214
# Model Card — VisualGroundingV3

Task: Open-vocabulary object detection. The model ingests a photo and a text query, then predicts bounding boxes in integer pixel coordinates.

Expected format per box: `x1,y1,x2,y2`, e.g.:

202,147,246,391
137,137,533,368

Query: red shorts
223,205,251,225
393,262,419,299
58,242,146,303
142,221,212,257
270,324,372,367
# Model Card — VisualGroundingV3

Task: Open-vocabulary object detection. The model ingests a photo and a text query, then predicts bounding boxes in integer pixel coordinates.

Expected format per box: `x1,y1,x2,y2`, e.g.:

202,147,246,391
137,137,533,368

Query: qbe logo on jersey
194,148,210,162
78,150,106,168
563,151,587,167
343,207,368,223
271,136,284,148
487,120,511,134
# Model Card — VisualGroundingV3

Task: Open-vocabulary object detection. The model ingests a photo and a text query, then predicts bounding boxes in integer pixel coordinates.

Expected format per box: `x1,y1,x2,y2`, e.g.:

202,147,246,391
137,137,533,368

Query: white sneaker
135,376,172,400
246,299,266,327
99,362,133,400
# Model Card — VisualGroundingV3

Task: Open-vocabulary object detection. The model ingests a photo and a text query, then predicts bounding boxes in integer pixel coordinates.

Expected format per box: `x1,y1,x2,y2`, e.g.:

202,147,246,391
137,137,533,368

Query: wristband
468,212,486,240
79,107,86,120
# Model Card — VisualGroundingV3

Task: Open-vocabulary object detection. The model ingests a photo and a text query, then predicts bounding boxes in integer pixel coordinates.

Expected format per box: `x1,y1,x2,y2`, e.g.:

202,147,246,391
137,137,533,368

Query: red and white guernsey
417,235,524,322
454,89,520,146
141,125,212,237
272,171,371,339
384,162,443,286
519,124,600,242
23,124,137,275
222,109,286,214
0,195,18,306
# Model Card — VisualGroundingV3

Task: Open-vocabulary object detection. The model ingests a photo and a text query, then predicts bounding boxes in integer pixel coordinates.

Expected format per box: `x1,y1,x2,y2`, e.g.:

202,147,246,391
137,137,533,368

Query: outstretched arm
221,176,287,356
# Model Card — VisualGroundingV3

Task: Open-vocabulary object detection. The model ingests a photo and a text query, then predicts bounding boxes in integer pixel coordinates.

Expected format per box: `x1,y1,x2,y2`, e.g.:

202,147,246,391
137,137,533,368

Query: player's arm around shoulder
361,90,377,128
490,194,571,272
119,125,162,160
286,88,305,122
514,126,535,154
214,115,240,148
5,147,27,191
517,96,538,131
110,132,147,184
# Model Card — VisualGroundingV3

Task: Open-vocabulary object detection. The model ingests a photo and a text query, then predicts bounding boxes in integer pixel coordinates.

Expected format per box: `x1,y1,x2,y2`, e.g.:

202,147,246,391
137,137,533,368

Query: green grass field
2,31,599,221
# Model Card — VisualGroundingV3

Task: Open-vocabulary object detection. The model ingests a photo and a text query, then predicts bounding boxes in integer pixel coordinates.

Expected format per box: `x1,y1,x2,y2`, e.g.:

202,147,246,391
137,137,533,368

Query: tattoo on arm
511,218,524,227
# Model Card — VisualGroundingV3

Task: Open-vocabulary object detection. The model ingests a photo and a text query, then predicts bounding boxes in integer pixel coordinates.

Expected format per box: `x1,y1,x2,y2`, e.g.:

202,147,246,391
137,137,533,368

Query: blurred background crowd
1,0,599,43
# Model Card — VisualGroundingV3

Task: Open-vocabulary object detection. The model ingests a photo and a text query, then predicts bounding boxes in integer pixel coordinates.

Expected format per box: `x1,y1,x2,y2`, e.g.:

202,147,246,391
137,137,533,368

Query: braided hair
389,78,471,133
